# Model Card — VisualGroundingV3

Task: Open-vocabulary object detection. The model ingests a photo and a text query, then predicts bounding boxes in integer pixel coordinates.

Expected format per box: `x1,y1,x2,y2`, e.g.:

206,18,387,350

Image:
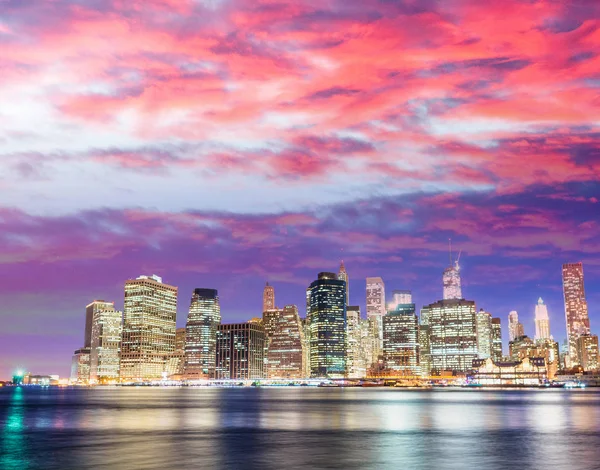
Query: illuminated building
176,327,186,352
423,299,477,373
535,339,561,379
301,317,311,378
472,357,547,386
308,272,347,378
418,310,431,377
391,290,412,309
509,335,535,361
442,265,462,300
263,308,282,340
337,261,350,304
562,263,591,366
166,328,187,378
383,304,420,376
491,317,503,361
266,305,304,379
577,335,599,371
23,374,60,386
475,309,493,359
534,297,551,340
346,306,366,378
120,275,178,381
215,322,266,380
508,310,524,342
89,302,122,383
263,282,275,312
85,300,114,348
70,347,91,384
366,277,385,354
184,288,221,379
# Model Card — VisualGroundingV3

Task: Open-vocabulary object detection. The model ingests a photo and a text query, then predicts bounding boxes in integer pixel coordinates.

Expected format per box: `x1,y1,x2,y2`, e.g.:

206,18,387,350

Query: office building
215,322,266,380
508,310,524,342
491,317,503,361
120,275,178,381
472,357,547,386
338,261,350,304
266,305,304,379
263,282,275,312
184,288,221,379
391,290,412,309
346,306,367,378
476,309,493,359
562,263,591,365
70,347,91,384
301,317,311,378
89,302,122,383
534,297,551,341
85,300,114,348
308,272,347,378
263,308,282,340
443,263,462,300
577,334,599,371
366,277,385,354
383,304,420,376
176,327,186,352
423,299,477,373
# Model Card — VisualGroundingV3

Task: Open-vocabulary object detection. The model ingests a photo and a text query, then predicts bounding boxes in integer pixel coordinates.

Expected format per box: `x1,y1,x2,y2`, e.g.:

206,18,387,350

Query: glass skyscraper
266,305,304,379
383,303,420,376
89,302,122,383
308,272,347,378
562,262,591,365
491,317,503,361
184,288,221,379
475,309,493,359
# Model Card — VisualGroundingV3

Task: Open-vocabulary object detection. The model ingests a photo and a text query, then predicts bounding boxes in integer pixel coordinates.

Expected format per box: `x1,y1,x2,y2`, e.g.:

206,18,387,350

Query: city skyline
1,0,600,380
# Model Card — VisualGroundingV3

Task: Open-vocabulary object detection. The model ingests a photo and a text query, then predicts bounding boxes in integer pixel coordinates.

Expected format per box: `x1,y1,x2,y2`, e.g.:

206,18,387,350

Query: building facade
423,299,478,373
266,305,304,379
508,310,524,342
120,275,178,381
184,288,221,379
476,309,493,359
577,334,599,371
346,306,365,378
562,263,591,366
70,347,91,384
442,263,462,300
338,261,350,304
366,277,385,354
491,317,503,361
472,357,547,386
215,322,266,380
391,290,412,309
89,302,122,383
383,304,420,376
308,272,347,378
534,297,551,341
263,282,275,313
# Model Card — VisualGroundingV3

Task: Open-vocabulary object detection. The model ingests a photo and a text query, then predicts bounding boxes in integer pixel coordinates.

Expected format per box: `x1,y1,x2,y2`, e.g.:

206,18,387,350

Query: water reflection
1,388,600,469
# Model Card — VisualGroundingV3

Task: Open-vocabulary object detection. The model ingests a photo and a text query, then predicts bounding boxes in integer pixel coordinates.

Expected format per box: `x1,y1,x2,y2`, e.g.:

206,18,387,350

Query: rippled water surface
1,387,600,469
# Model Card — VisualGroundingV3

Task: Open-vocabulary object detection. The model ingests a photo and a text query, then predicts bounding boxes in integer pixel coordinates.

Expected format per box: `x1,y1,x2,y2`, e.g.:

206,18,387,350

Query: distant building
534,297,551,341
383,304,420,376
176,328,186,352
346,306,365,378
70,347,91,384
215,322,266,380
337,261,350,304
184,288,221,380
391,290,412,309
577,335,599,371
509,335,536,361
267,305,304,379
562,263,591,366
442,263,462,300
89,302,122,384
308,272,347,378
423,299,477,373
301,317,311,378
472,357,547,386
418,310,431,377
366,277,385,355
120,275,178,381
85,300,114,348
491,317,503,361
508,311,524,342
262,308,282,341
263,282,275,313
476,309,493,359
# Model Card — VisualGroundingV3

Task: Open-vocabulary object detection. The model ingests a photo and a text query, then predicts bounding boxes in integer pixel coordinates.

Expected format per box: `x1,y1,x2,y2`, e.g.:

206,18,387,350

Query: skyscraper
491,317,503,361
263,282,275,312
215,322,266,380
534,297,551,341
120,275,178,381
262,308,283,340
391,290,412,309
184,288,221,379
346,305,367,378
442,264,462,300
308,272,347,378
70,347,91,384
338,261,350,304
266,305,304,379
577,335,599,371
383,303,420,376
89,302,122,384
366,277,385,354
423,299,478,373
85,300,114,348
508,310,524,341
562,262,591,365
475,309,493,359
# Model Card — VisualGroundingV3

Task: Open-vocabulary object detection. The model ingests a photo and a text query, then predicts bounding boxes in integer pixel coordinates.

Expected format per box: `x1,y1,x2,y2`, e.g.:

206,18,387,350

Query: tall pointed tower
337,261,349,304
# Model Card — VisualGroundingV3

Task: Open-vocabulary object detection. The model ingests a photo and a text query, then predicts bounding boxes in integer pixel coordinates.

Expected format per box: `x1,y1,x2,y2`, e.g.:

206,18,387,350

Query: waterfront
1,388,600,470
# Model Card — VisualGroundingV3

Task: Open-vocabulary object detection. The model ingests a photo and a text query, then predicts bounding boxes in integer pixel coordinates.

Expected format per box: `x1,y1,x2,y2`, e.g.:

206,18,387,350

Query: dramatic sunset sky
1,0,599,378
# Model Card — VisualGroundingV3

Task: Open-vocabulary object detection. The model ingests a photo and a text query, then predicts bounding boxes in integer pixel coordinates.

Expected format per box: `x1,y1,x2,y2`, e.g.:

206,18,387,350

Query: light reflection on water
1,387,599,469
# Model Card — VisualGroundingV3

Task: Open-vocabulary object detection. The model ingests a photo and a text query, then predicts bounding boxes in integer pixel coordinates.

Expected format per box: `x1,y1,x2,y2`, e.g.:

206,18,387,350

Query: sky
1,0,599,379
